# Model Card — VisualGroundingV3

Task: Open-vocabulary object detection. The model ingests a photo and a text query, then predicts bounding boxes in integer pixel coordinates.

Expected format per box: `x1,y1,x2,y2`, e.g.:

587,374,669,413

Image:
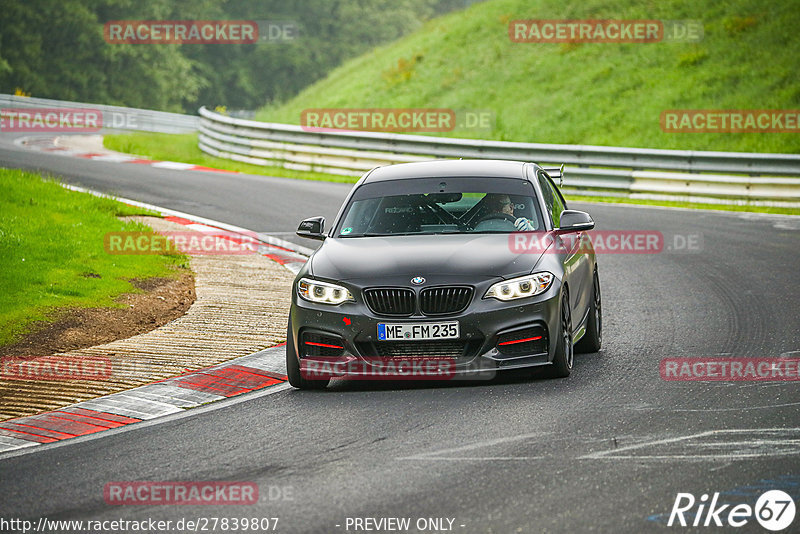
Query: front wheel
575,269,602,353
544,289,573,378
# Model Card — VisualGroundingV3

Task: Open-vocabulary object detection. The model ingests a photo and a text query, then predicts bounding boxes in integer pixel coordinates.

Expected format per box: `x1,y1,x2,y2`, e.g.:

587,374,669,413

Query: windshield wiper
340,232,450,238
339,232,414,237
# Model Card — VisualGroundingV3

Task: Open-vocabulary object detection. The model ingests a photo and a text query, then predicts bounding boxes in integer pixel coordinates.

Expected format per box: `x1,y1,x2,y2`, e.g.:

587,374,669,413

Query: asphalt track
1,133,799,533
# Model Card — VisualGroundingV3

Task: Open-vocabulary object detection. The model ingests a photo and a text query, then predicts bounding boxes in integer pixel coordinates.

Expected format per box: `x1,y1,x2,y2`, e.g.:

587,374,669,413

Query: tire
285,318,330,390
544,289,574,378
575,269,602,354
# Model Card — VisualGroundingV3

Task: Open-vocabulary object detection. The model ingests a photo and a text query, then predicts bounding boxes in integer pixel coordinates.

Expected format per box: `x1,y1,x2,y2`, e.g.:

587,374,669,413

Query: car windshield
336,176,544,237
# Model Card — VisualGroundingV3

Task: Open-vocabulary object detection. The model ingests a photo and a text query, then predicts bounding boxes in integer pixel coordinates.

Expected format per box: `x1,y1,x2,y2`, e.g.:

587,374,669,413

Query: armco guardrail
198,107,800,207
0,94,198,134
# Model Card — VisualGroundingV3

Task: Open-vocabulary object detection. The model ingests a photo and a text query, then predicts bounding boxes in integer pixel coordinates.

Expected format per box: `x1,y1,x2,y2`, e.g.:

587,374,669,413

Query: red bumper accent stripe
498,336,543,346
304,341,345,349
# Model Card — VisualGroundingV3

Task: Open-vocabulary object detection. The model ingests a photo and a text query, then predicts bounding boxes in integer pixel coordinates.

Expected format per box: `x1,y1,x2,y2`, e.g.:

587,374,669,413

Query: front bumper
288,279,562,380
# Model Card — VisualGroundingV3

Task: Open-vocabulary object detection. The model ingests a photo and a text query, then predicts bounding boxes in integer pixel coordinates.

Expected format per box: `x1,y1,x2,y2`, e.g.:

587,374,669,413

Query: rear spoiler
541,164,565,187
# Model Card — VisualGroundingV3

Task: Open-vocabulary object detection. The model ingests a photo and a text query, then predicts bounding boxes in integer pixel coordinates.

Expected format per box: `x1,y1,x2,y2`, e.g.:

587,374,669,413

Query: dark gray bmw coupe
287,159,601,389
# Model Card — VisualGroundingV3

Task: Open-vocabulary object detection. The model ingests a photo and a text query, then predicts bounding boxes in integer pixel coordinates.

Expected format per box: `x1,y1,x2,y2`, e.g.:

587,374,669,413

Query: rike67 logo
668,490,795,530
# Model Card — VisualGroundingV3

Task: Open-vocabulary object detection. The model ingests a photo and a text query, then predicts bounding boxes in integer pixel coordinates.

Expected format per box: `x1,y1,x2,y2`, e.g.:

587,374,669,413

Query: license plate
377,322,459,341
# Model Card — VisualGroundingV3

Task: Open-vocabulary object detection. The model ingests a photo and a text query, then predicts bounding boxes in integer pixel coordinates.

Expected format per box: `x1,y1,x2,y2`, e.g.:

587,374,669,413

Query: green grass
0,168,190,347
257,0,800,153
103,132,355,183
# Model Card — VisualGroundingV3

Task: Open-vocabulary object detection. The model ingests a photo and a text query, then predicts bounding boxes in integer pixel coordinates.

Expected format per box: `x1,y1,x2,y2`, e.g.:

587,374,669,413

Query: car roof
362,159,530,183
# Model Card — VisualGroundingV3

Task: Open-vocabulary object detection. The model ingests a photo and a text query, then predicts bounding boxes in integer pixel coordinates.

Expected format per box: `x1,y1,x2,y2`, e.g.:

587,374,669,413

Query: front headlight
297,278,354,305
484,272,554,301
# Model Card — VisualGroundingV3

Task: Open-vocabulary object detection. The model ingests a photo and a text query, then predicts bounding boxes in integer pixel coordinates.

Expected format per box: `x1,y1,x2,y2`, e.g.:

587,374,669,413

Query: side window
537,172,565,227
551,185,565,227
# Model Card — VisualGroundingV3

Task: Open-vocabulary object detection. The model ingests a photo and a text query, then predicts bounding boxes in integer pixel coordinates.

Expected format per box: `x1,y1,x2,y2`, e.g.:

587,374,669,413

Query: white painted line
397,457,544,461
185,223,221,233
112,393,188,416
587,453,800,461
127,384,225,408
579,430,717,460
151,161,197,170
672,401,800,412
89,154,137,162
580,428,800,460
0,436,38,452
397,432,549,461
232,346,286,374
68,400,156,420
74,395,182,420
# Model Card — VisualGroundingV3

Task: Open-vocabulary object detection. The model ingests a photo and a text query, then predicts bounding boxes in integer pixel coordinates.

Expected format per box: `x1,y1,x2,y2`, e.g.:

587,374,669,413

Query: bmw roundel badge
411,276,425,285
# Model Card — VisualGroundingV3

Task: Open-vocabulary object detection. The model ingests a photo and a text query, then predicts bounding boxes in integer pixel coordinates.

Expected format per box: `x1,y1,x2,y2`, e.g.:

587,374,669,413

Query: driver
483,193,535,231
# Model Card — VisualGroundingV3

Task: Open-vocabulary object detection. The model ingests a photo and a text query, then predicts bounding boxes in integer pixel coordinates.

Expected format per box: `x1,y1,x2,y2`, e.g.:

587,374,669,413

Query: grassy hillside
256,0,800,153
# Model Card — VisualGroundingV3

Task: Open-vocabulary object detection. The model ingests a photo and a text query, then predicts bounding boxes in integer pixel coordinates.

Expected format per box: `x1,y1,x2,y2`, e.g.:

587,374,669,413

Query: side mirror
557,210,595,233
296,216,326,240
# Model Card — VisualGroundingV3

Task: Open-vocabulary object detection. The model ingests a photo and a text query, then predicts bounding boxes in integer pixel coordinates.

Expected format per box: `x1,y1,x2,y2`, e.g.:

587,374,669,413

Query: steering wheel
479,212,517,224
424,201,470,231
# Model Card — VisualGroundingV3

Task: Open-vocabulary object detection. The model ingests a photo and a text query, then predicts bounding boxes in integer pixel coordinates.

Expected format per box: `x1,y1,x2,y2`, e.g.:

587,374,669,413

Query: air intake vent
364,288,415,316
302,332,346,358
496,326,547,356
371,340,468,359
356,339,485,361
420,287,473,315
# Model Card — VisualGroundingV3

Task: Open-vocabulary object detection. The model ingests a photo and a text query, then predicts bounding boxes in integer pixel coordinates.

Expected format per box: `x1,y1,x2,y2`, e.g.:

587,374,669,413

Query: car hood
309,234,545,282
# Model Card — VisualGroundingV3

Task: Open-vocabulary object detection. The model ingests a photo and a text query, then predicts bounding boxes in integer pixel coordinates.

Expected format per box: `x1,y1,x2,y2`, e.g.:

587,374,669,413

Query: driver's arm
514,217,535,231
